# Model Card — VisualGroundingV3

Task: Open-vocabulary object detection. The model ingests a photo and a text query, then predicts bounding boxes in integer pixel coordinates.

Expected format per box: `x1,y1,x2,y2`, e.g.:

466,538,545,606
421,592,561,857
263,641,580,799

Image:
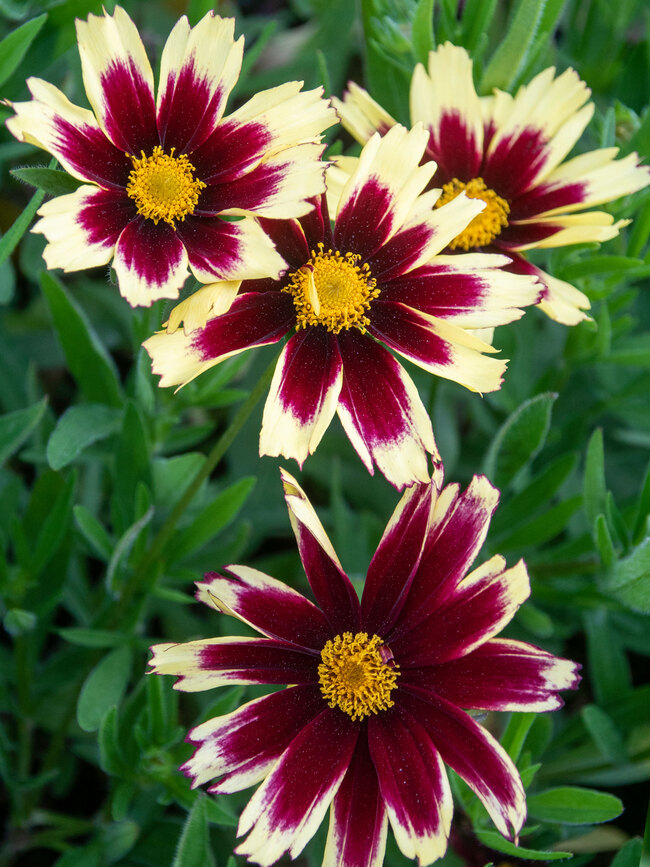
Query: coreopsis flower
334,43,650,325
144,124,540,488
150,468,580,867
6,7,336,307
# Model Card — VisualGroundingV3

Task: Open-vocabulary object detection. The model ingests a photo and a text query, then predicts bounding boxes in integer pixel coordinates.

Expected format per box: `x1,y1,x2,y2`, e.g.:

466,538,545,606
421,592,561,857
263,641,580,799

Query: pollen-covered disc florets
436,177,510,250
126,146,206,227
318,631,399,721
284,243,380,333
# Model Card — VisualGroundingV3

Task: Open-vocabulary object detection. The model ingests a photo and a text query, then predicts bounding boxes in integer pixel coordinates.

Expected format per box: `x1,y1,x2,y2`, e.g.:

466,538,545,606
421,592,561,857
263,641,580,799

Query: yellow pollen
435,177,510,250
318,632,399,721
126,146,206,228
283,243,380,334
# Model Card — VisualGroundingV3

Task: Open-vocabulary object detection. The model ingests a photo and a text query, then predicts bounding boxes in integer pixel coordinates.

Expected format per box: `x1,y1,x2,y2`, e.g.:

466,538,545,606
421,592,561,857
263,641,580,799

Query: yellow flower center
283,243,380,334
318,631,399,721
435,177,510,250
126,146,206,228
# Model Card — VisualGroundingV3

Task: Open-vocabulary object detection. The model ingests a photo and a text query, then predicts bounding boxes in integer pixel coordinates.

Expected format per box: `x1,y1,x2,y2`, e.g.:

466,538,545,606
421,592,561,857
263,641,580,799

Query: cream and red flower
6,7,336,307
334,43,650,325
150,468,580,867
144,124,540,489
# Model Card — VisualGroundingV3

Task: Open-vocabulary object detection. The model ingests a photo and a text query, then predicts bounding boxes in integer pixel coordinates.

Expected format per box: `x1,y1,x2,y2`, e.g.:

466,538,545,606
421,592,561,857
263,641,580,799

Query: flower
144,124,540,488
6,7,336,307
149,467,580,867
334,43,650,325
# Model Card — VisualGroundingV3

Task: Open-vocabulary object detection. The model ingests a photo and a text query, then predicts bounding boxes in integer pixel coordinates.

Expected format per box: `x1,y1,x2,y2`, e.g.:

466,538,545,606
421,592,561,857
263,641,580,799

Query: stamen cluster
436,177,510,249
126,146,206,228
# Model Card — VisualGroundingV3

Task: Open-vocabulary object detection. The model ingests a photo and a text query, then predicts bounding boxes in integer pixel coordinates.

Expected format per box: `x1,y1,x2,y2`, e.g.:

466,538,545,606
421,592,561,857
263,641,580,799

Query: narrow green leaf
527,786,623,824
0,397,47,465
114,401,150,525
47,404,121,470
595,513,617,569
106,506,154,596
483,392,557,488
412,0,435,63
172,797,210,867
610,838,642,867
585,610,632,705
480,0,548,92
0,13,47,88
58,627,128,648
0,187,45,268
98,820,139,863
73,504,114,561
77,645,132,733
601,537,650,613
501,712,536,762
31,470,76,576
11,167,84,197
461,0,498,54
581,705,628,765
633,460,650,543
584,428,607,527
40,272,122,407
169,476,256,563
203,797,238,827
494,495,581,550
98,706,125,774
475,830,571,860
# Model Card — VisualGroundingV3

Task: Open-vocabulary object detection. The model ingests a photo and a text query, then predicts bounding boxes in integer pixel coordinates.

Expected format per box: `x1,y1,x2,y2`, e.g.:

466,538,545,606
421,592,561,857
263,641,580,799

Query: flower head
150,468,580,867
334,43,650,325
144,124,540,488
6,7,336,306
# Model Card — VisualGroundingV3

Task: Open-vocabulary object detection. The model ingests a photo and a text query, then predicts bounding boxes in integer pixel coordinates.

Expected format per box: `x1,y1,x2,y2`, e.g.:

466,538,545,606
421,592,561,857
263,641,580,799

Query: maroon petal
365,222,442,283
391,475,499,638
190,292,294,363
334,176,398,261
299,194,332,250
509,180,588,222
325,735,388,867
77,187,134,246
236,708,359,864
280,467,361,636
197,569,332,651
380,266,493,318
190,117,272,183
196,637,317,685
482,127,548,200
183,684,324,792
257,216,311,269
399,686,526,838
361,483,433,637
113,216,189,306
368,703,452,863
496,221,563,249
424,110,483,185
409,638,581,711
369,302,452,370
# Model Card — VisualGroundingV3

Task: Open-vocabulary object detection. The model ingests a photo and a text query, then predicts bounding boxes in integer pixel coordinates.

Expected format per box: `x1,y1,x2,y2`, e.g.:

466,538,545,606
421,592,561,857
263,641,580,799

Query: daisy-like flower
150,467,580,867
144,124,540,488
334,43,650,325
6,7,336,307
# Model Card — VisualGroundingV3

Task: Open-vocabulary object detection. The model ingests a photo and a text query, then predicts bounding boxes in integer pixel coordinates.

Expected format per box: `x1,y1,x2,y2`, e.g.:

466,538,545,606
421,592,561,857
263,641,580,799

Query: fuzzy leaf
480,0,548,92
47,404,122,470
527,786,623,824
0,397,47,465
11,167,84,197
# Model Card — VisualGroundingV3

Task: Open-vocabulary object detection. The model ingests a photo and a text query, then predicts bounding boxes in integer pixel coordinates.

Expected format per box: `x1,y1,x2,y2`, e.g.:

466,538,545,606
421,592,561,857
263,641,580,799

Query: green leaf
172,797,210,867
581,705,628,765
0,186,46,269
461,0,498,55
595,513,617,569
204,797,238,828
480,0,548,92
40,272,122,407
77,645,132,733
106,506,154,596
98,706,125,775
114,401,150,526
99,820,139,863
584,429,607,527
0,13,47,88
0,397,47,465
47,404,121,470
475,830,571,860
633,460,650,543
169,476,256,563
412,0,435,63
3,608,37,635
610,838,642,867
601,537,650,613
501,712,536,762
527,786,623,824
493,494,581,550
483,392,557,488
585,610,632,705
58,628,129,649
73,504,114,561
31,469,76,576
11,167,84,197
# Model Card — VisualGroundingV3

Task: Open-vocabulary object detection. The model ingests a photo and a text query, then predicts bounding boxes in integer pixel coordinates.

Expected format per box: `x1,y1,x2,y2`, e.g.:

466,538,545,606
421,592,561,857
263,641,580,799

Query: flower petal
178,214,287,283
260,330,343,469
236,709,359,866
76,6,158,153
7,79,130,188
183,685,325,792
113,216,189,307
369,301,507,393
368,704,452,866
165,281,242,334
391,475,500,636
504,253,590,325
394,557,530,667
411,638,581,711
148,636,317,690
323,736,388,867
336,331,438,489
409,43,484,183
33,186,131,272
361,482,434,637
156,13,243,153
400,686,526,839
334,125,436,261
144,292,294,388
333,81,398,145
379,253,542,328
196,567,332,651
280,468,361,635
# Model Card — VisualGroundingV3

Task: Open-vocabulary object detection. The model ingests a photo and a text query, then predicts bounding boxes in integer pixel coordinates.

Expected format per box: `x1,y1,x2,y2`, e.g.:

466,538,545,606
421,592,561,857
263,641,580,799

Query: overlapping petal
113,217,189,307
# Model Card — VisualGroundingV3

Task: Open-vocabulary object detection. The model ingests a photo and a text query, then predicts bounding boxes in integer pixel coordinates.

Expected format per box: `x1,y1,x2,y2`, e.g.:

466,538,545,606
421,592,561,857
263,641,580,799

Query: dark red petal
425,111,483,186
369,301,452,369
334,177,397,261
49,114,130,189
97,60,158,155
365,222,440,283
189,117,271,183
482,127,548,200
257,217,310,269
158,66,228,155
77,188,133,247
509,180,588,221
197,637,318,685
379,266,491,318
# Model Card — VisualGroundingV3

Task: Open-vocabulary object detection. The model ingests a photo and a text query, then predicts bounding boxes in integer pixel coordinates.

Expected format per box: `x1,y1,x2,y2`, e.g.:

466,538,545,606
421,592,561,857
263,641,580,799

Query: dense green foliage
0,1,649,865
